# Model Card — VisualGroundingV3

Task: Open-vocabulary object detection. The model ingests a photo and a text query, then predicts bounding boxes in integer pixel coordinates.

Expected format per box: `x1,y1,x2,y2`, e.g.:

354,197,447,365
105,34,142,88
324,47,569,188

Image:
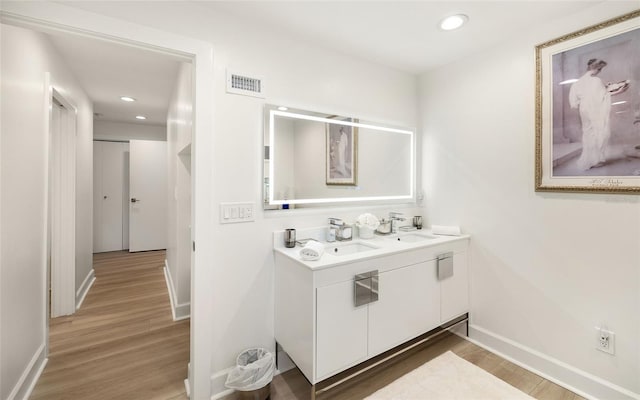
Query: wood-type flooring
30,250,189,400
224,331,585,400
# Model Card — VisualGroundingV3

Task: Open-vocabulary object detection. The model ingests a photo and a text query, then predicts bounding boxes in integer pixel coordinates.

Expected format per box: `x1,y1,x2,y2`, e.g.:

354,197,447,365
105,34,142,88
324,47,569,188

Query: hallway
31,251,189,400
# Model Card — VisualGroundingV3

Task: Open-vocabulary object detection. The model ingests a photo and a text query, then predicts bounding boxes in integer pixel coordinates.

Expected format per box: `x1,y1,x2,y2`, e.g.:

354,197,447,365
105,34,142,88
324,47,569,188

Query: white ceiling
49,1,605,125
48,32,182,126
200,1,603,73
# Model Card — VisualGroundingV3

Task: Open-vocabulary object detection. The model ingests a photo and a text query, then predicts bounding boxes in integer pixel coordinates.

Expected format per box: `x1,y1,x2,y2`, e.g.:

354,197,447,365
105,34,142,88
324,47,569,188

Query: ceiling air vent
226,70,265,98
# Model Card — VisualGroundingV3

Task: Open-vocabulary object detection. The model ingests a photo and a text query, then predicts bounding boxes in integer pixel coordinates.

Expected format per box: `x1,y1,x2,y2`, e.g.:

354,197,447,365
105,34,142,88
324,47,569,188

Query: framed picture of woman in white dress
535,10,640,193
326,118,358,186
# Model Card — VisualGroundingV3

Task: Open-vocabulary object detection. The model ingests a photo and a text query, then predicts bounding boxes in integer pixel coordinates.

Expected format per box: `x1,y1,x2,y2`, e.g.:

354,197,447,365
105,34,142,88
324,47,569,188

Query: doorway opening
12,18,196,399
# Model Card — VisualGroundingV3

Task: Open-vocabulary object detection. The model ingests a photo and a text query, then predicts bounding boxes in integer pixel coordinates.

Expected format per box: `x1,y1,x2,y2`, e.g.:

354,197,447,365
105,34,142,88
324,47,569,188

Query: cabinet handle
354,279,371,307
437,252,454,280
354,270,378,306
370,274,379,303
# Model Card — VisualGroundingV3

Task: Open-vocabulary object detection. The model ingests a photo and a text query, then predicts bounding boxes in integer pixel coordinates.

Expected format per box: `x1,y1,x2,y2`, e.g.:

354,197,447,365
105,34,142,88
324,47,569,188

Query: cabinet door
368,261,440,356
316,280,368,380
440,252,469,322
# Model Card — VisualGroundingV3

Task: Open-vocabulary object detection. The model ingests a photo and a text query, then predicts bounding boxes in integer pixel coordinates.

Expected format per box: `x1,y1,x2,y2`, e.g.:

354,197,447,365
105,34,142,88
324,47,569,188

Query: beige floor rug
364,351,535,400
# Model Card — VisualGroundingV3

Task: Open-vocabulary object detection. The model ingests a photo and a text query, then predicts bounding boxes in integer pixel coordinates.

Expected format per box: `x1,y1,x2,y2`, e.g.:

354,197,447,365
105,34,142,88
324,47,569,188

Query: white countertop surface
274,229,470,270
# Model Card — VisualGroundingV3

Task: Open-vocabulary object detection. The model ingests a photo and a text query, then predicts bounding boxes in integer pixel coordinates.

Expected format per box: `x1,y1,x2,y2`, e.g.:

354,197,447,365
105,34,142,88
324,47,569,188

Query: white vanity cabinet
274,235,469,384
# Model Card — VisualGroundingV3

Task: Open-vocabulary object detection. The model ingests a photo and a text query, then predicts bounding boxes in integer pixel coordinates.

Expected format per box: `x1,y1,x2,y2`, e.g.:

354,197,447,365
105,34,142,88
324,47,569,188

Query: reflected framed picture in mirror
326,118,358,186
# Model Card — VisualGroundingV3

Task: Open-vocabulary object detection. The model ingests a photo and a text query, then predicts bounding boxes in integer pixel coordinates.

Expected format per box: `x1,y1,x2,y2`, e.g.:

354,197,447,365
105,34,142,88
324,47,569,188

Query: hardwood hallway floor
31,250,189,400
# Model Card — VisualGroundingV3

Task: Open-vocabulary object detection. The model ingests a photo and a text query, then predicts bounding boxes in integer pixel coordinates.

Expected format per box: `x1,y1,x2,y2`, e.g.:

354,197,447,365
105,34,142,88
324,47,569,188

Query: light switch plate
220,202,255,224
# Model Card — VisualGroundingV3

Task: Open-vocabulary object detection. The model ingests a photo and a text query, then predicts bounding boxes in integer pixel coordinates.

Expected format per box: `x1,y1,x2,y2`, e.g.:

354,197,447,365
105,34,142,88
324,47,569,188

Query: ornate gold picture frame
535,10,640,193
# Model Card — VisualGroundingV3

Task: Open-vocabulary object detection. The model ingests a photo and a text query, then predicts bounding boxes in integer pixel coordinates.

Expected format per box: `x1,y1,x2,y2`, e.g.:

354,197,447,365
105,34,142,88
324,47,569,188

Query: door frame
0,4,216,398
46,83,77,319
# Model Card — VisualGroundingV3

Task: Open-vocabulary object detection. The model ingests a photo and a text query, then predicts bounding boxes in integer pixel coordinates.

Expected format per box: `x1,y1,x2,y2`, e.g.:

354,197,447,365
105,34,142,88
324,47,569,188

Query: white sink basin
326,241,379,256
386,233,440,243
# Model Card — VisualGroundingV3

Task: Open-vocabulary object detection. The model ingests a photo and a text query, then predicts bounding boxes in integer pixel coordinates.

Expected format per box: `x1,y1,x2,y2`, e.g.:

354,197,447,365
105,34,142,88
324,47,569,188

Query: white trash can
225,348,274,400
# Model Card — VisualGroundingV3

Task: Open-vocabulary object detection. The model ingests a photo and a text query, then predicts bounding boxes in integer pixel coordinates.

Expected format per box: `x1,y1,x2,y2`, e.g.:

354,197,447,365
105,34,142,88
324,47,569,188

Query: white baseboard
210,367,235,400
7,343,48,400
75,268,95,310
468,324,640,400
184,379,190,399
184,362,192,398
163,260,190,321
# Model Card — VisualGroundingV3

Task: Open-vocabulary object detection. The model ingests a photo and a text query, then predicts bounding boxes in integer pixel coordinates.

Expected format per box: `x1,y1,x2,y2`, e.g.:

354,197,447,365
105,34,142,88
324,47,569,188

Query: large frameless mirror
263,105,415,209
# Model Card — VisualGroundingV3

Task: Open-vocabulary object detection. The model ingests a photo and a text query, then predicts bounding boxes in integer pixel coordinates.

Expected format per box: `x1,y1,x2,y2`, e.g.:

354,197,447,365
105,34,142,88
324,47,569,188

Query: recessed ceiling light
120,96,136,102
278,106,288,111
440,14,468,31
135,115,146,120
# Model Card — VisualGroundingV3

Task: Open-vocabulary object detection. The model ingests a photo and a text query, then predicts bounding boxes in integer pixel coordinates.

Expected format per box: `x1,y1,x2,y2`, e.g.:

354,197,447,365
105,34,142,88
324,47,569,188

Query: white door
129,140,167,252
93,141,127,252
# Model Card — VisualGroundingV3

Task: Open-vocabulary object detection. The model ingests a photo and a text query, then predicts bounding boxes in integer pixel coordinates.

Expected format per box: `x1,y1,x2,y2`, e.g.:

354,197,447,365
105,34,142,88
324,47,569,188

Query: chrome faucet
389,212,406,234
329,218,352,241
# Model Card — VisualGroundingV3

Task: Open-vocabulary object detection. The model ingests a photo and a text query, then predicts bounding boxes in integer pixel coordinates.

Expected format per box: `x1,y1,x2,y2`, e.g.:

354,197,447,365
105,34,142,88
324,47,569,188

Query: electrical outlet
598,333,609,349
595,327,615,355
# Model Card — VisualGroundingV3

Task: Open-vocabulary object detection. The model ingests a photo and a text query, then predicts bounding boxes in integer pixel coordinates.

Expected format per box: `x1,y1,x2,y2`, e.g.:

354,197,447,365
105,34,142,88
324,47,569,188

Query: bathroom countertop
273,229,470,271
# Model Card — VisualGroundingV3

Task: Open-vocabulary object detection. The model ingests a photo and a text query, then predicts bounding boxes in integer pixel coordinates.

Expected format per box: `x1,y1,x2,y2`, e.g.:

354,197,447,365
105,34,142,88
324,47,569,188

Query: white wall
419,3,639,399
94,120,166,141
188,9,419,393
76,101,94,299
0,23,93,400
166,61,193,318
